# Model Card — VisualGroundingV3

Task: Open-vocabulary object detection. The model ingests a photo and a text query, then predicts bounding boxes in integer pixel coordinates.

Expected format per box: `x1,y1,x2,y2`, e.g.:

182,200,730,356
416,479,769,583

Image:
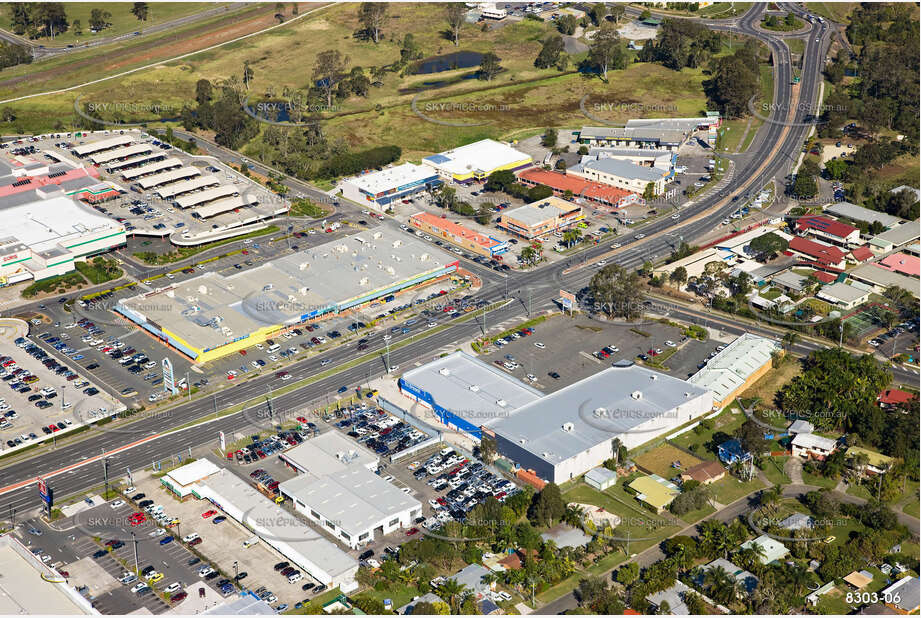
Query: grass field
633,443,704,477
804,2,859,23
784,37,805,56
740,359,801,418
0,3,226,46
708,475,766,505
670,408,747,459
0,2,715,158
759,455,790,486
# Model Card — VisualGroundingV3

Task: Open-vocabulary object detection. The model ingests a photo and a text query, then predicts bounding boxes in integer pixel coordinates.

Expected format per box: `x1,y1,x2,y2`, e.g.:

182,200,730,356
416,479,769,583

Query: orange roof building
516,168,640,208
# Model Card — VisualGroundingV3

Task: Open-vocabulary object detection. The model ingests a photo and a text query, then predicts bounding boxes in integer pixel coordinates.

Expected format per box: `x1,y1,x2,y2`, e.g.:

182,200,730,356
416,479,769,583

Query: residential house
477,598,503,615
787,420,815,435
695,558,759,595
843,570,874,590
740,534,789,565
878,388,917,409
845,447,896,475
628,474,680,513
451,564,495,601
397,593,446,615
791,433,838,461
779,513,814,531
717,439,752,465
679,460,726,485
646,580,693,614
881,576,920,614
816,282,870,309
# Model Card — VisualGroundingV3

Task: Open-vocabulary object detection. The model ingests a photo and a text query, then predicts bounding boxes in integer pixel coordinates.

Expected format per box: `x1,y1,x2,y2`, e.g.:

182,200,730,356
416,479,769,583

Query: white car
280,374,291,381
664,340,676,347
671,213,680,219
164,582,182,594
149,528,166,537
427,322,437,328
131,582,149,594
596,260,606,267
534,342,545,349
198,567,215,578
366,559,381,569
144,571,162,581
526,374,537,382
182,533,200,543
634,233,646,239
110,499,125,509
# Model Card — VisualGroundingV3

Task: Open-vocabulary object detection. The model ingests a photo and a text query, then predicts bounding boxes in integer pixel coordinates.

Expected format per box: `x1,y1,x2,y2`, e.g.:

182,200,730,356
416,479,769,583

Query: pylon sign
162,358,177,395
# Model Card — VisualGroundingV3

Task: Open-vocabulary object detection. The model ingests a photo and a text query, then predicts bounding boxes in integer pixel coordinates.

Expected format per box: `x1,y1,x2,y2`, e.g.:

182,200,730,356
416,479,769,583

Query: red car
188,537,203,547
406,528,419,536
239,350,247,356
202,510,217,518
296,416,308,424
170,592,188,603
49,424,59,432
241,249,249,255
227,374,235,380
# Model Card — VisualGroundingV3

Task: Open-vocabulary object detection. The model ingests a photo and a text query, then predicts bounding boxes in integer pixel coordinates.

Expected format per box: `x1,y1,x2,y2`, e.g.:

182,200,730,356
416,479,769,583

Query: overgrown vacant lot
0,2,715,154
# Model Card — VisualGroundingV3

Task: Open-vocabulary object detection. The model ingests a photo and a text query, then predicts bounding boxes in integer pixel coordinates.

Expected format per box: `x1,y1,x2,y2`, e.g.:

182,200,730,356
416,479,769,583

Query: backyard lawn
633,443,704,478
707,475,766,505
759,456,791,486
670,408,747,459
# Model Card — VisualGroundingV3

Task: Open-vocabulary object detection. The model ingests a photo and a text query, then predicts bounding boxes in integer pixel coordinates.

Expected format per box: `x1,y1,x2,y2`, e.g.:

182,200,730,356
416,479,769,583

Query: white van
242,536,259,549
267,344,281,353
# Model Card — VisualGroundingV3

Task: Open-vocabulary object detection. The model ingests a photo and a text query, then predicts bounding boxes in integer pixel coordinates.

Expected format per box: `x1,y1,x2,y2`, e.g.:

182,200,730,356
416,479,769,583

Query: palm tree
705,565,739,604
438,578,467,613
785,564,811,611
781,331,799,353
562,228,582,248
562,504,586,528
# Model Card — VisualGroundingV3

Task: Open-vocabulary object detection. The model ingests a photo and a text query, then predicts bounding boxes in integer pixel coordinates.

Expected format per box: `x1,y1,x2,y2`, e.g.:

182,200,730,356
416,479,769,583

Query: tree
704,47,760,118
438,578,467,612
313,50,349,108
479,435,497,464
589,263,644,319
588,3,607,26
749,231,788,259
587,23,626,79
556,13,577,35
528,482,565,526
669,266,688,288
615,562,639,586
562,228,582,248
88,8,111,31
535,34,565,69
445,3,465,46
609,4,626,23
643,182,656,200
542,127,557,148
478,52,502,81
242,60,254,90
71,18,81,35
357,2,387,43
131,2,148,21
520,245,540,266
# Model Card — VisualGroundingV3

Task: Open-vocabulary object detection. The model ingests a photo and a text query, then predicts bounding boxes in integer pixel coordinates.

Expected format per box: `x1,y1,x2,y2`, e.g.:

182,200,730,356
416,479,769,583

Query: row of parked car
230,428,306,465
415,450,519,525
336,404,428,458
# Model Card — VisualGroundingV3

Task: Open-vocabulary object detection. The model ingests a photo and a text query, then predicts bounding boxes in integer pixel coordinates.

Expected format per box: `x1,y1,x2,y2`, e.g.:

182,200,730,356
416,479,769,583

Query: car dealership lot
0,327,115,450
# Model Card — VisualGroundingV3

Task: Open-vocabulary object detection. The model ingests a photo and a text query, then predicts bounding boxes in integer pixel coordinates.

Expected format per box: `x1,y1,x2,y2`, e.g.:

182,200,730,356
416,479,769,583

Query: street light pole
132,531,139,575
102,454,110,499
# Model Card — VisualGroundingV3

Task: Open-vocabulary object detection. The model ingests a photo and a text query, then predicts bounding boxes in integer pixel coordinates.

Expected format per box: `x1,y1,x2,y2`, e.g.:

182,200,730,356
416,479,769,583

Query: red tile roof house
849,246,874,263
787,236,848,269
796,215,861,246
811,270,838,284
878,388,918,409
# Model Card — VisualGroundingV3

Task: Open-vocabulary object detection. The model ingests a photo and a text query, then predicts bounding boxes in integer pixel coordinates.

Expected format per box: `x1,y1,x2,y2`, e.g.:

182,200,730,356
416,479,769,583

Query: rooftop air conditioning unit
650,374,657,380
496,399,507,407
359,277,369,286
198,285,207,294
263,284,273,291
439,368,450,376
299,262,309,270
386,266,395,276
373,232,382,239
419,253,429,261
631,391,642,400
469,385,480,392
298,286,308,295
392,240,402,248
562,422,574,432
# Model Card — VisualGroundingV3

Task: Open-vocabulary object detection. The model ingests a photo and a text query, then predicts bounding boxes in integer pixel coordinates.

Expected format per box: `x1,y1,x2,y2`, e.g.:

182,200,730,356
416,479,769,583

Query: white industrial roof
0,536,96,614
281,431,378,478
825,202,901,228
121,157,182,179
400,351,543,426
163,458,221,487
872,222,920,247
423,139,530,177
0,193,124,253
489,360,711,464
137,166,200,189
687,333,781,403
177,184,240,208
156,175,220,199
72,133,133,156
575,157,668,182
196,469,358,582
89,143,152,165
279,466,421,536
345,163,436,196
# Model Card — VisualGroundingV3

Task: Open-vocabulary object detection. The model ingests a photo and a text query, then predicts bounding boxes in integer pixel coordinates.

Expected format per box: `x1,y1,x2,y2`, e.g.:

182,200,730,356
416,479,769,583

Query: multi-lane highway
0,4,877,553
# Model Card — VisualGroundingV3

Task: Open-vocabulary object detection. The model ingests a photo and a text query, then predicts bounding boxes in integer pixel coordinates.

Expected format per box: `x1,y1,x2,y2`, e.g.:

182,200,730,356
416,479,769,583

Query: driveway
784,456,804,485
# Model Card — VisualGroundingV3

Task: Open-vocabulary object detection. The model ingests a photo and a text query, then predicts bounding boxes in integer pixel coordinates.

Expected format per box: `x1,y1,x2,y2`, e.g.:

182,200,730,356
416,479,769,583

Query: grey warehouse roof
279,466,421,536
825,202,901,228
400,351,543,426
281,431,378,478
489,361,711,465
576,157,667,182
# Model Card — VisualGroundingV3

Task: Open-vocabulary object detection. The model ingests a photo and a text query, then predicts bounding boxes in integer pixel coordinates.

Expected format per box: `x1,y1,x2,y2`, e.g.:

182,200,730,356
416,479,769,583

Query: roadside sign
38,478,51,507
560,289,575,313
